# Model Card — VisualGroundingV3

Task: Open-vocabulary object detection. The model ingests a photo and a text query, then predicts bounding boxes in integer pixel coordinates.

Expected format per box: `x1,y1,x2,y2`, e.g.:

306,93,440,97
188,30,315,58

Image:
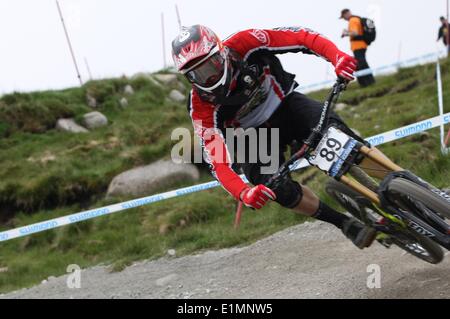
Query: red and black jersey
188,27,344,200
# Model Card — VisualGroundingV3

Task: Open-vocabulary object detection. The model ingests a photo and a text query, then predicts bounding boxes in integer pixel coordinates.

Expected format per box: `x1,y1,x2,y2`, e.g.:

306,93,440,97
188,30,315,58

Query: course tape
299,51,447,92
366,113,450,147
1,112,449,242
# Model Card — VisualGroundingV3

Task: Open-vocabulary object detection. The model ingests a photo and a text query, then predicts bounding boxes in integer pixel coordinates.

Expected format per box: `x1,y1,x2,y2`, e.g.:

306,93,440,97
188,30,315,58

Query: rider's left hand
335,53,358,81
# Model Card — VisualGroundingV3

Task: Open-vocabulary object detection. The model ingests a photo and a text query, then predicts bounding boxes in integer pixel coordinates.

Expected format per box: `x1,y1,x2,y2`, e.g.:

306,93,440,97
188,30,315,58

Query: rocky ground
3,222,450,299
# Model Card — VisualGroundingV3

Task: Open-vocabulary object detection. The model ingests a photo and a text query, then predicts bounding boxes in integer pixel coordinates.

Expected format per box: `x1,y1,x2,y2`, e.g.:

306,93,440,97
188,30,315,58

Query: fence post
436,56,449,154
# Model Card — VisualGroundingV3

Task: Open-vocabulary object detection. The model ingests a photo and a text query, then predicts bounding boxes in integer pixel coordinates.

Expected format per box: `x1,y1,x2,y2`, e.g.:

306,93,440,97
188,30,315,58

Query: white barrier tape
1,113,449,243
299,51,447,92
0,177,247,242
365,113,450,147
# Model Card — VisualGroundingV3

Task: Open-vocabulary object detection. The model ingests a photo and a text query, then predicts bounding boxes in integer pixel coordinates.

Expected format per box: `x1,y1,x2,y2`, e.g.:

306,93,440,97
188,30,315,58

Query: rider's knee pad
240,163,303,209
273,179,303,209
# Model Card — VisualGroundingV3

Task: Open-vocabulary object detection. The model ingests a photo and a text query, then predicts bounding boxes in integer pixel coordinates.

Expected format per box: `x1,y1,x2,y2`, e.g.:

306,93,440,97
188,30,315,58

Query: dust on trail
3,222,450,299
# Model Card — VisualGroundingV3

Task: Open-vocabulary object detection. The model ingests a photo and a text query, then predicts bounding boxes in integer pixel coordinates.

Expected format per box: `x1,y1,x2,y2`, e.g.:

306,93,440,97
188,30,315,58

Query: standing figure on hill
437,16,450,55
340,8,376,87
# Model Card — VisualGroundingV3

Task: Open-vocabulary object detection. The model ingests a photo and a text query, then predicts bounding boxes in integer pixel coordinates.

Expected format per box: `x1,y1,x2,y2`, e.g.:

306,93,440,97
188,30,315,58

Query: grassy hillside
0,75,192,218
0,58,449,293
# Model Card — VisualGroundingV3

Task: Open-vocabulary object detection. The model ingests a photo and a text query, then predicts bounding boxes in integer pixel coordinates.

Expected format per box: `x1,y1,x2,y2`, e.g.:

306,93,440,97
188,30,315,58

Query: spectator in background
340,8,376,87
437,16,450,54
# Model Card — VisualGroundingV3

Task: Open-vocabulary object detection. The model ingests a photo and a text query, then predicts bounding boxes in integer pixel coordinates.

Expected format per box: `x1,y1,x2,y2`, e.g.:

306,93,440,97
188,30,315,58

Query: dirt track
2,222,450,299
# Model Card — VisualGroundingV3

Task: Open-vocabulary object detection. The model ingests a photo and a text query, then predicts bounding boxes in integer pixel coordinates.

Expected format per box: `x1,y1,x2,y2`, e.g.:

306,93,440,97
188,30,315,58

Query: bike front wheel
387,178,450,220
326,178,444,264
388,230,444,264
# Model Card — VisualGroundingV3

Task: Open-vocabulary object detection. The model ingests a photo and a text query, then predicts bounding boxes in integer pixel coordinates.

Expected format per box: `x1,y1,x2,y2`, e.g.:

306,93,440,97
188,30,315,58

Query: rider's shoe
342,218,377,249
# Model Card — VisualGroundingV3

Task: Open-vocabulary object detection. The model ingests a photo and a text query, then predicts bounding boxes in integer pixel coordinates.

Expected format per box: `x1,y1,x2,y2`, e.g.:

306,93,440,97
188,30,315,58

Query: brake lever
337,76,350,87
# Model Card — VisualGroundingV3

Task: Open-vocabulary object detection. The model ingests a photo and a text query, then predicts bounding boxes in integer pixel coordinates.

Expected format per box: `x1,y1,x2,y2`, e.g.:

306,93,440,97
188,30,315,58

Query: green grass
1,58,450,293
0,74,190,215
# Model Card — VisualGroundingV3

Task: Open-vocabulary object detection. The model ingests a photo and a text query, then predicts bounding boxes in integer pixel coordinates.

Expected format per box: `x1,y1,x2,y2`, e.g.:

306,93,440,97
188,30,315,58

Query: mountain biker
172,25,377,249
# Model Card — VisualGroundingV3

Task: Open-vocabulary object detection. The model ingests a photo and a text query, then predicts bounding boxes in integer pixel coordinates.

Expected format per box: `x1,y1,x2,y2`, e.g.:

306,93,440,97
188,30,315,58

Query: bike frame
267,79,450,250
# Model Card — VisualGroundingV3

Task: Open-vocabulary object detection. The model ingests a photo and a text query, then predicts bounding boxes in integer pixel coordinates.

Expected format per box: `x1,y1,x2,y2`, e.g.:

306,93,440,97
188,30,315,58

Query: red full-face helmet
172,25,231,93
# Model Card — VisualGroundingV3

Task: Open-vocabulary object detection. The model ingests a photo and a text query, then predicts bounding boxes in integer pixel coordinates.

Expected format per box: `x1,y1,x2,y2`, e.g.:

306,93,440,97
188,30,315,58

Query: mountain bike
266,79,450,264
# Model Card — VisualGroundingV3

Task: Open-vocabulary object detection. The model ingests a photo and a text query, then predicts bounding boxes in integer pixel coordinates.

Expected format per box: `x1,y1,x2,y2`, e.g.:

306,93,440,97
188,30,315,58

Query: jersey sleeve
189,90,248,200
224,27,345,66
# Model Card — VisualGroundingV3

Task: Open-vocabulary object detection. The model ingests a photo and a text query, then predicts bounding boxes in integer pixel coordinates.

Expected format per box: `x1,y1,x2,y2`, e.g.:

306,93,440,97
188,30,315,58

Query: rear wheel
348,166,379,193
325,178,377,223
325,179,444,264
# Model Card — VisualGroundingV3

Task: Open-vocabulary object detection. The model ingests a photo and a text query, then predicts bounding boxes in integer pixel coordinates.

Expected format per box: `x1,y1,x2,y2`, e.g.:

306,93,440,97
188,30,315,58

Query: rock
374,125,381,130
82,112,108,130
177,81,187,93
132,72,164,85
156,274,178,287
154,74,178,86
119,97,129,108
131,72,152,80
443,188,450,196
149,76,163,88
27,151,57,164
86,94,97,108
159,224,172,235
106,160,200,198
169,89,185,103
0,267,8,273
41,153,56,164
56,119,89,133
335,103,348,112
124,84,135,95
167,249,176,257
134,74,164,88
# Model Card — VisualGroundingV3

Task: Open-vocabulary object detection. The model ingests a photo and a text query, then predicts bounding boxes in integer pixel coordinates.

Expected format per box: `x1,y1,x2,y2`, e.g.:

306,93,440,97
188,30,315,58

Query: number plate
307,127,358,177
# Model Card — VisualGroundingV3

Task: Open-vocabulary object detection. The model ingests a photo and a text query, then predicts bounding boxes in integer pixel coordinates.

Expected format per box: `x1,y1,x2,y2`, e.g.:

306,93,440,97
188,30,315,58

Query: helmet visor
185,51,225,88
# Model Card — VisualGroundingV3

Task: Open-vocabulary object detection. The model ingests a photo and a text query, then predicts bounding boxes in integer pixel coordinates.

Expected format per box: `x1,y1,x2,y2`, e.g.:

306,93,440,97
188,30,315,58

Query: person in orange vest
340,9,376,87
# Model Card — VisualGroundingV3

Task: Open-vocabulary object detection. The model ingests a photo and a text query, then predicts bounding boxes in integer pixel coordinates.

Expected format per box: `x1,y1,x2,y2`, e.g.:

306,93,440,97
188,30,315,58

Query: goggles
182,46,228,92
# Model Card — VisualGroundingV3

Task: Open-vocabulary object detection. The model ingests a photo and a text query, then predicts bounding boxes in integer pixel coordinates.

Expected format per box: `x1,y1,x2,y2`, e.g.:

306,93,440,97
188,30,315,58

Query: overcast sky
0,0,448,94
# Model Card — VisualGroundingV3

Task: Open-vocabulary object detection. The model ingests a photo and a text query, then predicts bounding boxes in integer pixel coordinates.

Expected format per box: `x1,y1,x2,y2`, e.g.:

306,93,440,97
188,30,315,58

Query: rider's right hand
240,185,276,210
